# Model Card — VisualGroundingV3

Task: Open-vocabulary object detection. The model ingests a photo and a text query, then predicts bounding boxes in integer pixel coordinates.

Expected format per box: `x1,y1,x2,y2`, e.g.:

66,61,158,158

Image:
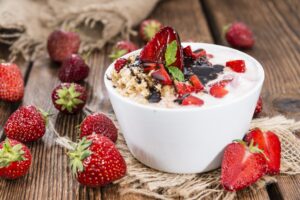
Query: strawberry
225,22,255,49
209,81,229,98
254,97,263,117
51,83,87,114
139,19,163,42
221,140,267,191
109,41,138,61
181,95,204,106
140,26,184,71
47,30,81,62
189,75,204,92
80,113,118,143
141,62,158,72
183,46,206,60
114,58,128,73
151,64,172,85
58,54,90,82
68,134,126,187
0,139,32,179
0,63,24,102
226,60,246,73
4,105,48,143
244,128,281,175
174,82,194,97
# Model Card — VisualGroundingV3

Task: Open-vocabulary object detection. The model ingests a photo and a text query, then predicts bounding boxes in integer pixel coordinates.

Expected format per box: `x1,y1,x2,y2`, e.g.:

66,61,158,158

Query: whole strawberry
4,105,48,143
0,63,24,102
244,128,281,175
47,30,81,62
68,134,126,187
109,41,138,61
225,22,255,49
139,19,163,42
221,140,267,191
79,113,118,142
254,97,263,117
0,139,32,179
52,83,87,114
58,54,90,82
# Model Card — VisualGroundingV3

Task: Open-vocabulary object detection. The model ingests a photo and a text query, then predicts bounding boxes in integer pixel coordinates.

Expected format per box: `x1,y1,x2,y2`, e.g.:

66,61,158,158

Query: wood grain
203,0,300,199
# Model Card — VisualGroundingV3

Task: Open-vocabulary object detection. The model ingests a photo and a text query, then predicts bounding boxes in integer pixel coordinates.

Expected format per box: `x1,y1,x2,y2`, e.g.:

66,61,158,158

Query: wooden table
0,0,299,199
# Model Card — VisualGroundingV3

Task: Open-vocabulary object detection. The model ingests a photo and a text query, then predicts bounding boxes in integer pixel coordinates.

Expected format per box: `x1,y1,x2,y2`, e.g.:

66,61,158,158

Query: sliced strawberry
221,140,267,191
114,58,128,72
210,85,228,98
209,79,232,98
244,128,281,175
183,46,206,60
189,75,204,92
181,95,204,106
174,82,194,97
226,60,246,73
151,64,172,85
193,49,206,58
142,62,158,72
140,26,183,71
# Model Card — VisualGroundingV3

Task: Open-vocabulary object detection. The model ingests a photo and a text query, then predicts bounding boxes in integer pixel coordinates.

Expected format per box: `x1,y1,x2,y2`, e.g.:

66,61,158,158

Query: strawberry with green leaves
0,62,24,102
4,105,49,143
0,139,32,179
51,83,87,114
139,19,163,42
109,41,138,61
68,134,126,187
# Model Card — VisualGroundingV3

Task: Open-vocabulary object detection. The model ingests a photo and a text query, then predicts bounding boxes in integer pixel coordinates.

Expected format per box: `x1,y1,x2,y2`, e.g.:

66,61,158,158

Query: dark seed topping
190,64,224,85
147,87,161,103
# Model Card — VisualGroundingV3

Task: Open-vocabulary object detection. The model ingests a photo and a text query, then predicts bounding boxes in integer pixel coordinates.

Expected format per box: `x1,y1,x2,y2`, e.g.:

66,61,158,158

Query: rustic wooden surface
0,0,299,199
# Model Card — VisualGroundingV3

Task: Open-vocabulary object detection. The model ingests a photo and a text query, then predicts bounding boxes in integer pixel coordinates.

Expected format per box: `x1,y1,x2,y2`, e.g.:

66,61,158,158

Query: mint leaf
165,40,177,66
167,66,184,82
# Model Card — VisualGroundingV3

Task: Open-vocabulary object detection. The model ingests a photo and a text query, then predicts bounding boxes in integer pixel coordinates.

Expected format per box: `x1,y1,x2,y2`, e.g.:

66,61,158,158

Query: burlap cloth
110,115,300,200
0,0,159,61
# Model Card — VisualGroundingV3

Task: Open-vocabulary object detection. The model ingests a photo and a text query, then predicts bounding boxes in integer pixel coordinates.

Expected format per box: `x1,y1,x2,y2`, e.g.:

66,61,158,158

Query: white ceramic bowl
104,43,264,173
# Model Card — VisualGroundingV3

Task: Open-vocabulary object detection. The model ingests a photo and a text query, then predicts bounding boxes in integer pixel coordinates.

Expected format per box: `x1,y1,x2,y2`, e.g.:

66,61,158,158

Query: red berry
181,95,204,106
225,22,255,49
80,113,118,143
244,128,281,175
254,97,263,117
140,26,184,71
68,134,126,187
189,75,204,92
114,58,128,73
209,80,232,98
0,139,32,179
139,19,163,42
174,82,194,97
226,60,246,73
47,30,81,62
58,54,90,82
151,64,173,85
51,83,87,114
109,41,137,60
4,105,48,143
221,140,267,191
0,63,24,102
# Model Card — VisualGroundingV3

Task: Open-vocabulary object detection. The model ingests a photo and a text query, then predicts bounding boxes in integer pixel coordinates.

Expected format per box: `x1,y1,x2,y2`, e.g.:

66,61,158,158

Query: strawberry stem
0,139,26,167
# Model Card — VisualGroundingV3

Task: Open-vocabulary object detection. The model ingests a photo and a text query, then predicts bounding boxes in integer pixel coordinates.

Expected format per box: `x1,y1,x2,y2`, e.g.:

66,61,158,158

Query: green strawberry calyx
109,49,128,61
143,21,161,41
38,107,51,126
55,84,84,113
68,137,92,176
234,139,269,161
0,139,26,168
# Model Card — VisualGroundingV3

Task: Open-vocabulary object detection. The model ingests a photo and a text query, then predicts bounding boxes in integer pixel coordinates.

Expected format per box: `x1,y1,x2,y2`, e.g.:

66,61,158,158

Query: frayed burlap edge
111,115,300,200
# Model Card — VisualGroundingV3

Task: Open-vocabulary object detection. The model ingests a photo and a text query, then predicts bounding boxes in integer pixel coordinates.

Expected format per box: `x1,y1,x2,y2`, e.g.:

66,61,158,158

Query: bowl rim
104,42,265,112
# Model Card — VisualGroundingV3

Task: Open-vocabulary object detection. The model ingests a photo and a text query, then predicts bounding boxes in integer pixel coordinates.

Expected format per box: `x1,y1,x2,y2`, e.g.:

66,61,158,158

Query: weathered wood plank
203,0,300,199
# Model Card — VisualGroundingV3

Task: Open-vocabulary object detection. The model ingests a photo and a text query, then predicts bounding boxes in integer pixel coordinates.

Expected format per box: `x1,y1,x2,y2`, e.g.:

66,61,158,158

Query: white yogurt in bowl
105,43,264,173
